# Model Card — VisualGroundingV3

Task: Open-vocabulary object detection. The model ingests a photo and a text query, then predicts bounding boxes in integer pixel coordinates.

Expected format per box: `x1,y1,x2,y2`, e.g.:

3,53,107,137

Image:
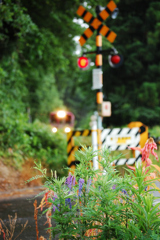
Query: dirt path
0,186,46,201
0,159,45,201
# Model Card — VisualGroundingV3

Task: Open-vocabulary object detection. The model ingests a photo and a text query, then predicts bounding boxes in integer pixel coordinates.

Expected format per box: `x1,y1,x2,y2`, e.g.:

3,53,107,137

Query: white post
90,113,99,170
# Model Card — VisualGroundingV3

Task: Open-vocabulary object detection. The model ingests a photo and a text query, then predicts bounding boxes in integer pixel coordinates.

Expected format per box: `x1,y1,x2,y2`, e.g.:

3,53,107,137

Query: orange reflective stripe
99,9,109,20
99,25,110,36
108,0,117,12
74,131,81,137
98,1,117,21
82,129,90,136
95,54,102,66
68,154,75,166
67,131,73,142
76,5,85,16
97,92,103,104
83,11,93,22
107,31,117,43
84,28,93,38
90,18,101,29
70,165,76,171
96,35,102,47
79,36,86,46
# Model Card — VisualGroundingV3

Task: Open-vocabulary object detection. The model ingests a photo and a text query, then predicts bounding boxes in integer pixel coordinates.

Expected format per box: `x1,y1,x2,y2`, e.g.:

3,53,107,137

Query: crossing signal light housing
108,54,123,68
77,56,90,69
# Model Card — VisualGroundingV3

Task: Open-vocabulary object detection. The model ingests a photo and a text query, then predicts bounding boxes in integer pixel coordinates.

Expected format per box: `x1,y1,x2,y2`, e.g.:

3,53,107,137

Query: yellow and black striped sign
76,0,117,46
67,130,91,168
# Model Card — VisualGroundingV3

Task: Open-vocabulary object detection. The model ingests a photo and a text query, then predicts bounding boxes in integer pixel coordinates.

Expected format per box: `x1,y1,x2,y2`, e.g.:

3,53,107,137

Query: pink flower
126,164,136,171
126,138,159,191
127,138,158,169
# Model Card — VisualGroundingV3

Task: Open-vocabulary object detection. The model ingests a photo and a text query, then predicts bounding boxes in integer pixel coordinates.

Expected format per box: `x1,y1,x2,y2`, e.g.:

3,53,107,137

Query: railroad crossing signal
108,53,124,68
76,0,117,46
77,56,90,69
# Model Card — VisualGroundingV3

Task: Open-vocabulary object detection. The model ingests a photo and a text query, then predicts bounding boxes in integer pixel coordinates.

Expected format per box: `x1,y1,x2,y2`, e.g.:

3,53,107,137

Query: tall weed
30,140,160,239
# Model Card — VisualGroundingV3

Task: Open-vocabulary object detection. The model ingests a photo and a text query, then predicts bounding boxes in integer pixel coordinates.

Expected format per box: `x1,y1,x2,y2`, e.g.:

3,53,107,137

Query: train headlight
64,127,71,133
52,127,57,133
57,110,66,118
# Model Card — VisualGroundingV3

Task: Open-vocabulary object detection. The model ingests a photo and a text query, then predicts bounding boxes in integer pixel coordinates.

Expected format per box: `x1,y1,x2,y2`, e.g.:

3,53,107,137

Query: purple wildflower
72,175,76,186
65,198,72,209
112,185,116,190
121,189,127,195
53,195,59,212
65,173,76,190
53,194,58,202
121,189,130,202
78,178,85,196
53,204,60,212
53,205,56,212
56,204,60,211
86,177,92,193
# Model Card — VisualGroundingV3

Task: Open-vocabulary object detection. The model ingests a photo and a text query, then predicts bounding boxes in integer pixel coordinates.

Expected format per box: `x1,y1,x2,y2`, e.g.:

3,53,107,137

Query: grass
149,126,160,137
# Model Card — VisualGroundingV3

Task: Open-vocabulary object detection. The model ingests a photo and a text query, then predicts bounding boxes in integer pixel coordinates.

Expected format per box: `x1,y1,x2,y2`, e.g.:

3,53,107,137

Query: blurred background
0,0,160,184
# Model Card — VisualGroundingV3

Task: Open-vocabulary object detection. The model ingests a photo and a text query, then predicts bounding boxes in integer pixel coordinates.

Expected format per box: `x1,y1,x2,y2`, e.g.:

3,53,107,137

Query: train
50,110,75,133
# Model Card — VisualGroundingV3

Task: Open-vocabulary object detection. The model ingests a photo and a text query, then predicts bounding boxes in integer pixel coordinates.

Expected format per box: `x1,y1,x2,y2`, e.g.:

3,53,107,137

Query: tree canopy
1,0,160,130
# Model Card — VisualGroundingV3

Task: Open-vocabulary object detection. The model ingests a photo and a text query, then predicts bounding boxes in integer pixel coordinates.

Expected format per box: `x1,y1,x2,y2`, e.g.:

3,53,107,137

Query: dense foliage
0,117,67,176
102,0,160,126
29,142,160,240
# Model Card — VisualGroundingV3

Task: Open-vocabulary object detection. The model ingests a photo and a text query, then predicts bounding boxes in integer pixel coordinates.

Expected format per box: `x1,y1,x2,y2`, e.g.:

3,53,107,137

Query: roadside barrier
101,127,141,166
128,121,148,148
67,130,91,170
67,125,146,168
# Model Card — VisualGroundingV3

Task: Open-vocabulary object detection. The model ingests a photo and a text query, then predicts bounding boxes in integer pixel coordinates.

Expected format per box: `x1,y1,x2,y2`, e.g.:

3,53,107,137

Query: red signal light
77,56,89,69
108,54,123,68
111,55,120,64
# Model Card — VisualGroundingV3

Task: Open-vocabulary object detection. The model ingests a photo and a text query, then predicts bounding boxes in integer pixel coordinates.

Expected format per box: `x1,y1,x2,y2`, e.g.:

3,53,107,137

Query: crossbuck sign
76,0,117,46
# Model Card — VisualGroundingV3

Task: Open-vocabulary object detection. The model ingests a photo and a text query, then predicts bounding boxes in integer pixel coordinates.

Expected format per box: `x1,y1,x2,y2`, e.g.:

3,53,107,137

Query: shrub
29,139,160,240
0,116,67,177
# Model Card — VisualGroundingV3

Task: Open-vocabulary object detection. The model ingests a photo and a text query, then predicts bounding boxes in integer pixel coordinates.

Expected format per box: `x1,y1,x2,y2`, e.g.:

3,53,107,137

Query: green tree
102,0,160,126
